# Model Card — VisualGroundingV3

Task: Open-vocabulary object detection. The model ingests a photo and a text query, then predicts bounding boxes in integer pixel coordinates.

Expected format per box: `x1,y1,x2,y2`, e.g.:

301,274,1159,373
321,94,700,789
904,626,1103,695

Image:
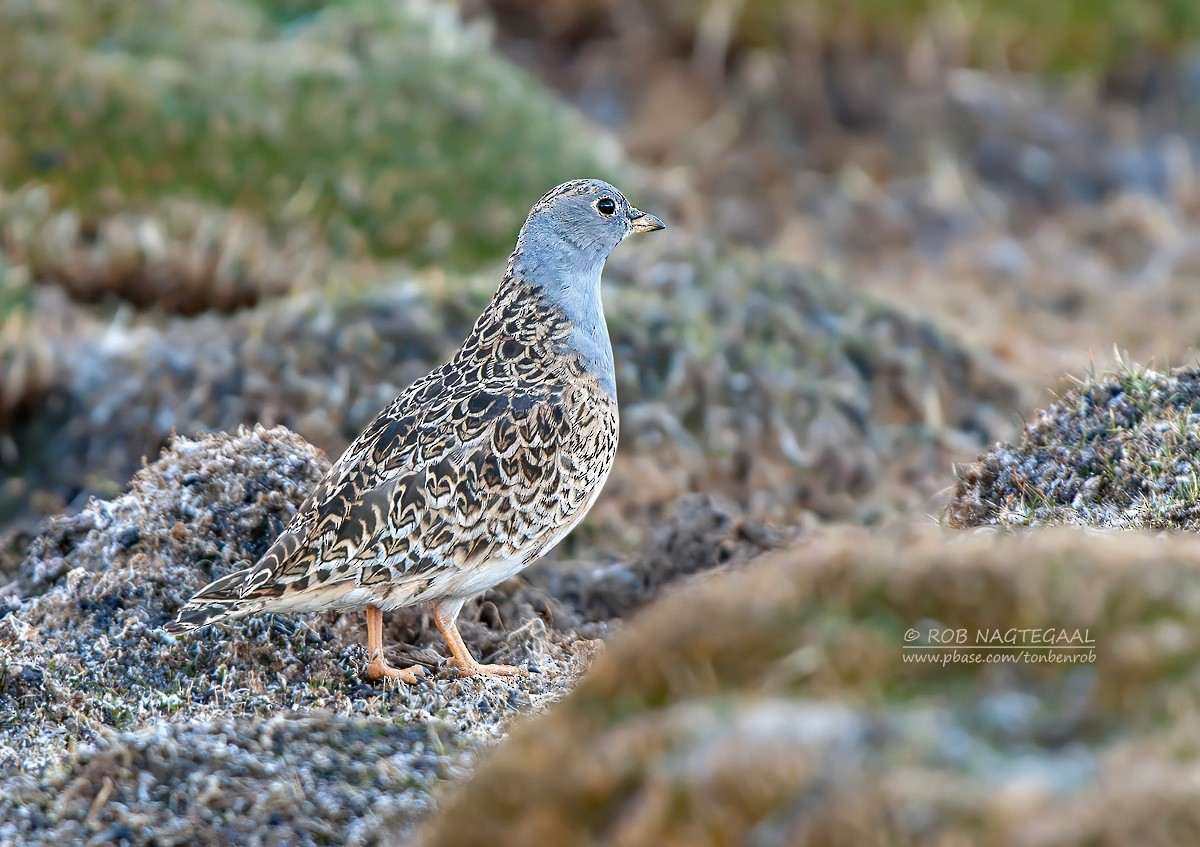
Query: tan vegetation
422,527,1200,846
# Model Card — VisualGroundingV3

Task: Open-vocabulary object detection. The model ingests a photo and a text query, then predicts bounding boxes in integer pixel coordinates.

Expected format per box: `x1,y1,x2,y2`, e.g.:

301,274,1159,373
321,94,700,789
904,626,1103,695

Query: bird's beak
628,208,666,234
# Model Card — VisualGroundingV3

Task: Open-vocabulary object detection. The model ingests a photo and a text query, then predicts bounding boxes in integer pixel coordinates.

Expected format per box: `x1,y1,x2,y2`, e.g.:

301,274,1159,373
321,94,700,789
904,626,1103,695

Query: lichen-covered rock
948,363,1200,529
418,527,1200,847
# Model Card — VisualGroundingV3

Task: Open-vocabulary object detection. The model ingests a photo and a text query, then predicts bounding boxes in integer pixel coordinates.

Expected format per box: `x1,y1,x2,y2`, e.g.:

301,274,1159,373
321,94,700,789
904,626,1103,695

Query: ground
0,428,786,843
4,0,1200,844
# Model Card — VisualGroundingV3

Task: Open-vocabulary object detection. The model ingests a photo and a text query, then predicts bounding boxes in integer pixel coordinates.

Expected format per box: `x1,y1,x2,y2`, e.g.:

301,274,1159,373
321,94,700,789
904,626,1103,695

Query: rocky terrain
4,0,1200,844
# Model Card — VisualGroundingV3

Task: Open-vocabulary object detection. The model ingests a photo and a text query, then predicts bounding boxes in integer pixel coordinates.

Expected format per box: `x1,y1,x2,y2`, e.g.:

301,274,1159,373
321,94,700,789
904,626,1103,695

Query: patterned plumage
167,179,665,681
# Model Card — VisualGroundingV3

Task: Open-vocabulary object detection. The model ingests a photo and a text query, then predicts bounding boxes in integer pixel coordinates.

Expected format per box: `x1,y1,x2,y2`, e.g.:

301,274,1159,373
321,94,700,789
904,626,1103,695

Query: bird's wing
223,372,584,605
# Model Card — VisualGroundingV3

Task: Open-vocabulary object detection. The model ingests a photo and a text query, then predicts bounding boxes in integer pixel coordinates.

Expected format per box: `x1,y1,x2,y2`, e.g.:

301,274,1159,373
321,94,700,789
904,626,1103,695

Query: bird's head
516,178,665,267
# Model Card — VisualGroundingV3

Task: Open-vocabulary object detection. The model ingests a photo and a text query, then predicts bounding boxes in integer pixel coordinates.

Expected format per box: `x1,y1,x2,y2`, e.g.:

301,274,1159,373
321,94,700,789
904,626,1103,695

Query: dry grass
420,526,1200,846
0,184,325,314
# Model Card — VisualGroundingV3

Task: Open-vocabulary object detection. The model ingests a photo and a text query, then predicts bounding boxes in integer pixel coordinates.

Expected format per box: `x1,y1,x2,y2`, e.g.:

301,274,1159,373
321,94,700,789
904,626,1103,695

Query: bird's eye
596,198,616,215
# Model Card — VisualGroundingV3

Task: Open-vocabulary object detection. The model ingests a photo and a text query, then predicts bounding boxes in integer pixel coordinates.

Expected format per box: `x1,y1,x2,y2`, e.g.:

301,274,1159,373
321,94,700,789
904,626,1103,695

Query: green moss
0,0,621,267
657,0,1199,73
0,253,30,321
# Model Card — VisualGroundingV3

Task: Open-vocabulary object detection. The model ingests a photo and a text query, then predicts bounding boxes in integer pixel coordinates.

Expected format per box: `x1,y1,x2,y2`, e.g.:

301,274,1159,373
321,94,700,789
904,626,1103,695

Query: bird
166,179,665,682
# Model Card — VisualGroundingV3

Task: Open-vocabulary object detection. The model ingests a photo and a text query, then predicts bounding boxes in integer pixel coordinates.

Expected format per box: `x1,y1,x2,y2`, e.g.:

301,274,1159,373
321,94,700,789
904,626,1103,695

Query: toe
366,659,428,684
447,656,527,678
476,663,527,677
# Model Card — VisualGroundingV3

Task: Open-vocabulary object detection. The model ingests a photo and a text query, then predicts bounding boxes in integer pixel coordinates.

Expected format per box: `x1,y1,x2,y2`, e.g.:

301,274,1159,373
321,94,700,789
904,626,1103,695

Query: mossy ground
950,362,1200,530
0,0,620,266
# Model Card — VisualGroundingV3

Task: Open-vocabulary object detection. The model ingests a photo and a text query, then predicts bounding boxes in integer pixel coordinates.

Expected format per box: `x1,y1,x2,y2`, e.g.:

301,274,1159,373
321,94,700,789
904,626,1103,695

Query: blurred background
6,1,1200,843
5,0,1200,543
7,0,1200,537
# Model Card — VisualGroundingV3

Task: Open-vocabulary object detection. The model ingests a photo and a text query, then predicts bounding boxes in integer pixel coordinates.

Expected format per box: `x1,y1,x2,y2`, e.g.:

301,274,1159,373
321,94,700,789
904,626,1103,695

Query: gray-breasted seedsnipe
167,179,665,682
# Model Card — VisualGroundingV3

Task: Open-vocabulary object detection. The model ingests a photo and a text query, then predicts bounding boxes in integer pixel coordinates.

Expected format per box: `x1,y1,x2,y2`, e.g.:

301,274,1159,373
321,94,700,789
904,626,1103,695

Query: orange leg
433,598,526,677
365,604,426,684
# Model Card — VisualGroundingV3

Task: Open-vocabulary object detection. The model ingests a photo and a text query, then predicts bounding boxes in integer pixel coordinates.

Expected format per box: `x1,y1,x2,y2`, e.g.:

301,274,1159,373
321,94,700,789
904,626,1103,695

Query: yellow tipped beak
628,209,666,234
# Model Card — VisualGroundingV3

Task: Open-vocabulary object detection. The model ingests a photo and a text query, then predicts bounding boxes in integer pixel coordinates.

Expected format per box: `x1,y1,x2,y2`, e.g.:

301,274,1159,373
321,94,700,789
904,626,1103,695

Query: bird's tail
164,566,263,634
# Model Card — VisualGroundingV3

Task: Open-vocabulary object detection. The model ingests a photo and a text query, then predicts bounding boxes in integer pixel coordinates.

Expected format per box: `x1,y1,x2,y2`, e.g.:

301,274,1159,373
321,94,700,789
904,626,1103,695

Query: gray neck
511,228,616,396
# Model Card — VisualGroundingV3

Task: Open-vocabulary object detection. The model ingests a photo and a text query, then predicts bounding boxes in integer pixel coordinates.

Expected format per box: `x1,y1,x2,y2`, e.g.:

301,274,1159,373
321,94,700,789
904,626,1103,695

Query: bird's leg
364,604,426,683
433,598,526,677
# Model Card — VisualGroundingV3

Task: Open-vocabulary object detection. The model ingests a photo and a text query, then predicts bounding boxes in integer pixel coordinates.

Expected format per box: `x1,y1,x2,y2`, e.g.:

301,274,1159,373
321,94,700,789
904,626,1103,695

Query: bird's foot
449,658,527,678
365,656,428,684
